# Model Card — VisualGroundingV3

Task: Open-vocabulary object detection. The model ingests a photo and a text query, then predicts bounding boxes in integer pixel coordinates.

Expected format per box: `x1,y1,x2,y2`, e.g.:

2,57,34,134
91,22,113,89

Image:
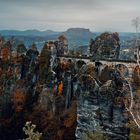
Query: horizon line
0,28,138,33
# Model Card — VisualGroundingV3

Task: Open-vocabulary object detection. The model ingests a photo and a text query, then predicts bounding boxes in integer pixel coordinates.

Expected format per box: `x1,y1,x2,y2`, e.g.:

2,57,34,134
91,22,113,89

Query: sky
0,0,140,32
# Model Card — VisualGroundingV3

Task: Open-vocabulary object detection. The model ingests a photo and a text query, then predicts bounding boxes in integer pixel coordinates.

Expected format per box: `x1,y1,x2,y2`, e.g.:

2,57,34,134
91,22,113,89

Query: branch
125,80,140,128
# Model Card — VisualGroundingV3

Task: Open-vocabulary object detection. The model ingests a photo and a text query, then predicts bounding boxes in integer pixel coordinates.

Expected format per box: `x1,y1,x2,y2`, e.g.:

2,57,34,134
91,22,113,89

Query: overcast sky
0,0,140,32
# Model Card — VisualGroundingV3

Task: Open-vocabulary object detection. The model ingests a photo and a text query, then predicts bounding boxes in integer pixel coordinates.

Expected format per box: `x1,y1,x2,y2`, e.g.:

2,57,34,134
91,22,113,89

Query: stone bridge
98,59,137,76
58,55,138,76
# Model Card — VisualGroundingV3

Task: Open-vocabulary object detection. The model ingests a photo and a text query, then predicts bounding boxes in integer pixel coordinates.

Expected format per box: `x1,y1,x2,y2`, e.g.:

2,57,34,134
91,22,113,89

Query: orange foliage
0,47,10,61
57,82,63,96
60,61,69,71
11,89,26,113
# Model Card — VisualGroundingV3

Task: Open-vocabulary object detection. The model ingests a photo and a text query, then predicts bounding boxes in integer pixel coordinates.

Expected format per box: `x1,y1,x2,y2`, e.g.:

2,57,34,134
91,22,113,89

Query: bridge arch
115,64,129,78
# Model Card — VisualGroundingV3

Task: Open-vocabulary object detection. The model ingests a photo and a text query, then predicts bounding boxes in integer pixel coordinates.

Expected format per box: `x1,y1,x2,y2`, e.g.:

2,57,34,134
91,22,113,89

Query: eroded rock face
76,74,100,139
89,32,120,59
75,65,132,140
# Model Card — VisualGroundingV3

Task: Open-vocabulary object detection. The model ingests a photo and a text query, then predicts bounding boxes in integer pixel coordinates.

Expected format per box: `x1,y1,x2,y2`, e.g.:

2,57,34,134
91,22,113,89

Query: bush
81,130,108,140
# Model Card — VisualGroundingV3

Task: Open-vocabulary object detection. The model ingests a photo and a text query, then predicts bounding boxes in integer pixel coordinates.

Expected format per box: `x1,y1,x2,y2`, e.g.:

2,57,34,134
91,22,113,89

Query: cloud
0,0,140,31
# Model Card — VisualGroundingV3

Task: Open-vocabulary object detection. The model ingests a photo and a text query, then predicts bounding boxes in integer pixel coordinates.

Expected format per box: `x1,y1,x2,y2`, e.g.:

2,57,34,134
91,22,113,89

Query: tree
17,43,27,56
39,43,51,82
1,46,11,62
0,36,5,47
132,17,140,46
26,43,39,72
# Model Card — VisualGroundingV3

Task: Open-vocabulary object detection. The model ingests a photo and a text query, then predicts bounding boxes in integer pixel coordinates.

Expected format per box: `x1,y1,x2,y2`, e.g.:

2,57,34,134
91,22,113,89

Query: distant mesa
62,28,94,48
65,28,92,35
63,28,94,38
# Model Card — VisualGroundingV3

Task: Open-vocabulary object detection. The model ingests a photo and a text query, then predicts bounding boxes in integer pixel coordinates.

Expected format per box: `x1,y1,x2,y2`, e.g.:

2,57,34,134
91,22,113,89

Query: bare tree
132,17,140,46
132,17,140,65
